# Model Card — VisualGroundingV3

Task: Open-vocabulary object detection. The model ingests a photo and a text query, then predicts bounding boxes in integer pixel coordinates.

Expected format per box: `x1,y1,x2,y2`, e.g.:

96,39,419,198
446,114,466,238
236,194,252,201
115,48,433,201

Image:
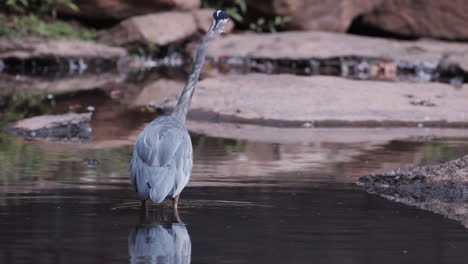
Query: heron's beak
215,18,229,33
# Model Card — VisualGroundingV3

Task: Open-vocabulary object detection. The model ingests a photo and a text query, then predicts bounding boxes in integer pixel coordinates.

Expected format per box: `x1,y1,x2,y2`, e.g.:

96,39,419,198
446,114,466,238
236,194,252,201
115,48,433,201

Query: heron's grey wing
136,124,183,167
172,133,193,197
130,122,184,202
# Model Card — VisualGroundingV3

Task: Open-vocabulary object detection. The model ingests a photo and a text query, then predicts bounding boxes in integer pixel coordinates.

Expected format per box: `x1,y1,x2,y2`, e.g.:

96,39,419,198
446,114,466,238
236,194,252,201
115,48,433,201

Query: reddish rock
248,0,381,32
99,11,198,46
60,0,200,20
190,74,468,126
361,0,468,40
250,0,468,40
206,31,468,71
0,39,127,59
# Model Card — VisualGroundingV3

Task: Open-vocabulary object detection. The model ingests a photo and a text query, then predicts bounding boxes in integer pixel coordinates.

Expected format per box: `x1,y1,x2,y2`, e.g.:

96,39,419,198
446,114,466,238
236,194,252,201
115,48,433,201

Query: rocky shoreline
357,155,468,227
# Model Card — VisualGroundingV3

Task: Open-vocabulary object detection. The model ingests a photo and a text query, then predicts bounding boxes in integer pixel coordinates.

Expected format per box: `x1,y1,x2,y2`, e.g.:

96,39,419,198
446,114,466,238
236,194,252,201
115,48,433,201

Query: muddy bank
357,155,468,227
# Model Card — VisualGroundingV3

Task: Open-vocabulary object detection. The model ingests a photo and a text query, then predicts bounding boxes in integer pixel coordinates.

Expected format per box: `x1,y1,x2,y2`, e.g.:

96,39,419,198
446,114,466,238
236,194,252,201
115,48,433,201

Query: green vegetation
201,0,290,32
0,14,97,41
419,139,468,165
1,0,97,41
3,0,78,18
0,91,52,126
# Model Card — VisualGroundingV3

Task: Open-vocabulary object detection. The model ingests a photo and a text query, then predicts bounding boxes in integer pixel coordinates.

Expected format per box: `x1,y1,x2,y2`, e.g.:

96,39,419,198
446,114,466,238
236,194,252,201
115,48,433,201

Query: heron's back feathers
130,116,193,202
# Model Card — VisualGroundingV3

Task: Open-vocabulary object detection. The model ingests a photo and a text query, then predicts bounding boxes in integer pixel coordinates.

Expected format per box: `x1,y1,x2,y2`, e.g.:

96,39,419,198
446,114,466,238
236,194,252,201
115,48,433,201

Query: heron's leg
173,195,180,209
138,200,149,224
172,195,182,223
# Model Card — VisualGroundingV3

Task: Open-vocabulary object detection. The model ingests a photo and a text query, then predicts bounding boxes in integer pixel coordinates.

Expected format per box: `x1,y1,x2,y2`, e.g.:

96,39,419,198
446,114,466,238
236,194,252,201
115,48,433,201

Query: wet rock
83,157,101,165
382,194,468,228
358,155,468,189
0,39,127,59
249,0,380,32
99,11,198,46
179,74,468,126
186,121,468,145
206,31,468,71
361,0,468,40
59,0,200,20
130,78,184,109
6,113,93,142
357,155,468,227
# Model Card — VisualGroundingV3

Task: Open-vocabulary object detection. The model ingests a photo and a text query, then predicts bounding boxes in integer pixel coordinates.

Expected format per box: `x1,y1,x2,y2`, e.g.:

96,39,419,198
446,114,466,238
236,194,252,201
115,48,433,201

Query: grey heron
130,10,229,219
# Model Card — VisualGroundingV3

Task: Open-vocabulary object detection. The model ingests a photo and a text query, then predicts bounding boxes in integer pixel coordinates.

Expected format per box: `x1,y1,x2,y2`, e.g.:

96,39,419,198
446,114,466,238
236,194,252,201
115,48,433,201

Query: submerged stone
6,112,93,143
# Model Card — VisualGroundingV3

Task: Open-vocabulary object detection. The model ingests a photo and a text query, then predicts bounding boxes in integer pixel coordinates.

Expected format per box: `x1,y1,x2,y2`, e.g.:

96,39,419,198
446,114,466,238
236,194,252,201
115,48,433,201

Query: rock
7,113,93,142
186,121,468,145
359,155,468,188
59,0,200,20
192,9,235,33
130,78,184,108
248,0,381,32
99,11,198,46
382,194,468,228
0,72,127,92
357,155,468,227
361,0,468,40
250,0,468,40
0,39,127,59
206,31,468,71
183,74,468,126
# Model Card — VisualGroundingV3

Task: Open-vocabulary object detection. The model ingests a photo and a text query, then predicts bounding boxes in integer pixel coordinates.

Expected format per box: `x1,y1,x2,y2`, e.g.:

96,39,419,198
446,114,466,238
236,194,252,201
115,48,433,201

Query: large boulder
99,11,198,46
361,0,468,40
60,0,200,20
250,0,468,40
248,0,381,32
99,10,233,47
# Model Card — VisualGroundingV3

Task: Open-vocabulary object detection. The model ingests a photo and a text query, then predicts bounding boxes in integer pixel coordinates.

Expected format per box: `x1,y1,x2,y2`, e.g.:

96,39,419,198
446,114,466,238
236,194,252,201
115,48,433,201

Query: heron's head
212,10,229,33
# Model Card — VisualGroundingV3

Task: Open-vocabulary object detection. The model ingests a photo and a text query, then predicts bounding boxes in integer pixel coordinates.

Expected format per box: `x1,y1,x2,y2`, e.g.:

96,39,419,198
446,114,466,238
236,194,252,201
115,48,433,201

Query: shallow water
1,63,468,263
2,127,468,263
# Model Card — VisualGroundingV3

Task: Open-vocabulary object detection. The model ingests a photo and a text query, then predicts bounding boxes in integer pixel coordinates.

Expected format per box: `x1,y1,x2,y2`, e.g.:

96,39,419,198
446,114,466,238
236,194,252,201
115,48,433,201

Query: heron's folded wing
135,125,183,167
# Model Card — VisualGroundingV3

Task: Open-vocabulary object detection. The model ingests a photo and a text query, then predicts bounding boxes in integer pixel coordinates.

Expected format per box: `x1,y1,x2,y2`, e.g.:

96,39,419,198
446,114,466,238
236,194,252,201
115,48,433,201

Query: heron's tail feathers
148,165,176,203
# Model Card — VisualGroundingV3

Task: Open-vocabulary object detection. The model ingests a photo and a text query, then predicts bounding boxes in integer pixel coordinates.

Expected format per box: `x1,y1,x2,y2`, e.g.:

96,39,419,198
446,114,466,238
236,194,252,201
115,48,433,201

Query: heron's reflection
128,209,191,264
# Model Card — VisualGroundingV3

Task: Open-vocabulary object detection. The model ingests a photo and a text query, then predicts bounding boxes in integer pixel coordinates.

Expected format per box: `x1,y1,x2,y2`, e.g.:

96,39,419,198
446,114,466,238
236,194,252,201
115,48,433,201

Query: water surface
2,129,468,263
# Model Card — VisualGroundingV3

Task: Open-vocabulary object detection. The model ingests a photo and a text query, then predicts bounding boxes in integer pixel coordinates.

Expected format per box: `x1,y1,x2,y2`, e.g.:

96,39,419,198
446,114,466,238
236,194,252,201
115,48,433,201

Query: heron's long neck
172,25,216,123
